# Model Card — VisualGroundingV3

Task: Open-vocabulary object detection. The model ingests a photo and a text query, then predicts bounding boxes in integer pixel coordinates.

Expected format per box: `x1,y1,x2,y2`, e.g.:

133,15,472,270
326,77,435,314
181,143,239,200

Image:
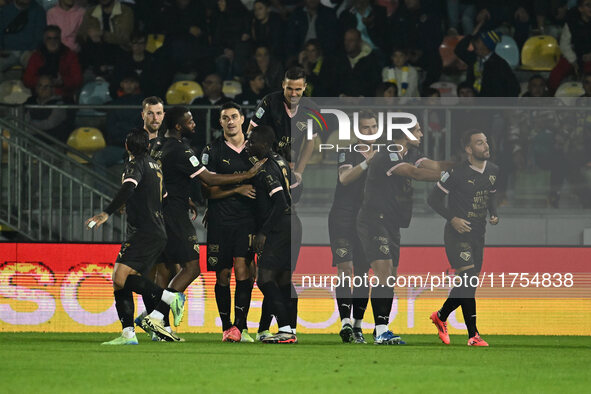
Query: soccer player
86,129,167,345
428,130,499,347
247,125,303,344
247,66,319,176
142,106,266,341
141,96,165,143
201,102,258,342
329,110,377,344
357,122,447,345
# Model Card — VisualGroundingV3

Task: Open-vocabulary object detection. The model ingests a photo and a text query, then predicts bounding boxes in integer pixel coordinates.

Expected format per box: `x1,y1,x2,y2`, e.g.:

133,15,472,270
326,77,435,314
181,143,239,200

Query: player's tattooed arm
392,163,441,181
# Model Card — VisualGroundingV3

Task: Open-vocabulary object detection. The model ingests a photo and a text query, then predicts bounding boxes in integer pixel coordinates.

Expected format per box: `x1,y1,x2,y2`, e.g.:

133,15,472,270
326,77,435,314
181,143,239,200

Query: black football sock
352,283,369,321
438,297,461,322
279,283,298,331
335,282,352,322
215,283,232,331
461,297,478,338
258,296,273,332
124,275,162,313
258,282,290,330
371,285,393,327
114,288,134,330
154,287,177,317
234,279,253,331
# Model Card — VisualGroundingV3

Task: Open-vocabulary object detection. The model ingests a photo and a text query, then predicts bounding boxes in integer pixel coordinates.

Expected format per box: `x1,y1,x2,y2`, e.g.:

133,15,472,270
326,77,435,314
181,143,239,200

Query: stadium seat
78,79,111,116
166,81,203,104
430,81,458,97
521,35,561,71
222,80,242,99
67,127,106,163
146,34,165,54
495,35,519,69
36,0,58,10
0,79,31,104
554,82,584,97
439,35,467,71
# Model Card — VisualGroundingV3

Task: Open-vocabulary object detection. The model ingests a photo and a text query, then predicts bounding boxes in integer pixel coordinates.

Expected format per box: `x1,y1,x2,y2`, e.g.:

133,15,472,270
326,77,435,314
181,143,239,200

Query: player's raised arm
390,162,442,181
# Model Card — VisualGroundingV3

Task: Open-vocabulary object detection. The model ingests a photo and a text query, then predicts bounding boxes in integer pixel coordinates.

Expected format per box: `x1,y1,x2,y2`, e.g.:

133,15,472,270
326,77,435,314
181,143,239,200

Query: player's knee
216,269,232,286
234,259,250,281
337,262,354,280
371,260,393,283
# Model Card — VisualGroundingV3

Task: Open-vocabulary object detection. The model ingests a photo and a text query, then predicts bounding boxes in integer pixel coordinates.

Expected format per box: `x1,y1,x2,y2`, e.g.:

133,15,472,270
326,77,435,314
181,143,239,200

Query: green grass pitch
0,333,589,393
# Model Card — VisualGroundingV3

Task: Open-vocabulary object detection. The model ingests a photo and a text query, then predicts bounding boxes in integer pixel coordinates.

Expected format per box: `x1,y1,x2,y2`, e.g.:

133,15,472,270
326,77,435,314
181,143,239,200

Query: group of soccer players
87,66,499,347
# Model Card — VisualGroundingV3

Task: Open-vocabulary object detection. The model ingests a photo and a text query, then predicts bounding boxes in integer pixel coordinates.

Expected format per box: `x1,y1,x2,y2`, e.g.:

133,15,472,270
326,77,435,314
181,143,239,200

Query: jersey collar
468,160,487,174
283,102,299,118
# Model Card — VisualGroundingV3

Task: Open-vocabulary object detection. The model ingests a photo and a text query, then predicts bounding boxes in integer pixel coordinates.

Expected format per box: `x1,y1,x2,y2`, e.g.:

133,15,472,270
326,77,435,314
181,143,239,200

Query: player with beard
201,102,258,342
428,130,499,347
142,106,266,341
357,121,452,345
247,125,303,344
329,110,377,344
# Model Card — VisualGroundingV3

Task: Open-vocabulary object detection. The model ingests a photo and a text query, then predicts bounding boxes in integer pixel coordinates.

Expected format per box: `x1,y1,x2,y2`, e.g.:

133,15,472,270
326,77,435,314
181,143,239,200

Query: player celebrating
86,129,167,345
143,106,266,341
247,66,319,175
201,102,258,342
428,130,499,347
357,122,447,345
247,125,303,344
329,111,378,344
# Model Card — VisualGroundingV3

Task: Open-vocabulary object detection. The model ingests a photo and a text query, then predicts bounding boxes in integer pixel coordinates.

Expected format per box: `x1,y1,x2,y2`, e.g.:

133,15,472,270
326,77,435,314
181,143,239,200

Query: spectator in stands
456,80,476,97
112,31,159,97
339,0,389,53
235,70,268,130
334,28,382,97
381,48,419,97
134,0,168,34
521,74,550,97
23,25,82,100
375,81,398,97
212,0,253,80
474,0,531,49
24,74,70,143
77,0,134,52
251,0,284,58
548,0,591,94
0,0,46,74
190,73,232,149
446,0,476,35
161,0,208,48
285,0,340,57
245,45,284,90
46,0,85,52
455,24,520,97
389,0,443,88
93,73,143,169
582,72,591,97
297,39,337,97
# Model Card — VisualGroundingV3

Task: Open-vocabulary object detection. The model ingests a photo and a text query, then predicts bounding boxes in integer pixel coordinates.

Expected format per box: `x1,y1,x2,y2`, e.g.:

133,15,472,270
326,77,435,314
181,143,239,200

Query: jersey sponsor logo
189,155,200,167
460,251,472,262
338,153,346,163
255,107,265,119
440,172,450,182
389,152,399,162
489,175,496,185
202,153,209,165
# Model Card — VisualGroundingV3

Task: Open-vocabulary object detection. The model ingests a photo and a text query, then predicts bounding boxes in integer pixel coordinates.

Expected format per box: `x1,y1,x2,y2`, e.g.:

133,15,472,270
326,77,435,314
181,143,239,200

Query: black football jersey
150,137,205,212
201,136,256,225
330,150,370,217
121,154,166,237
436,160,499,235
361,147,426,228
250,91,320,163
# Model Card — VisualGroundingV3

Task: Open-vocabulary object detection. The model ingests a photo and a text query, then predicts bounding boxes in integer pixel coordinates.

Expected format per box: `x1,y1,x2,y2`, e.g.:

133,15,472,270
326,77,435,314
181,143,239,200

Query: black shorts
444,223,485,273
328,211,369,272
356,208,401,266
116,232,167,276
160,208,199,266
206,220,256,272
258,214,302,272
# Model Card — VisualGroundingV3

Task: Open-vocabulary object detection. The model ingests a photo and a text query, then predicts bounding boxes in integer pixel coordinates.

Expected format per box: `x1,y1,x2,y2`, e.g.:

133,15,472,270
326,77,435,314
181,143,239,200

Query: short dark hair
165,106,189,131
304,39,322,52
220,101,243,115
391,47,409,57
250,125,276,147
457,81,476,95
358,110,377,121
529,74,546,83
421,87,440,97
142,96,163,110
461,129,485,148
44,25,61,35
375,82,398,97
284,66,306,82
125,128,149,156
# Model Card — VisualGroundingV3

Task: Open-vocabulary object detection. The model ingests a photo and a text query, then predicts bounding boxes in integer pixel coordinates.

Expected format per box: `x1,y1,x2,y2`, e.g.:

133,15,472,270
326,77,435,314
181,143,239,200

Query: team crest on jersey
489,175,496,185
338,153,346,163
255,107,265,119
296,121,307,131
389,153,399,162
336,248,348,258
460,251,472,261
189,155,200,167
440,172,450,183
202,153,209,165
